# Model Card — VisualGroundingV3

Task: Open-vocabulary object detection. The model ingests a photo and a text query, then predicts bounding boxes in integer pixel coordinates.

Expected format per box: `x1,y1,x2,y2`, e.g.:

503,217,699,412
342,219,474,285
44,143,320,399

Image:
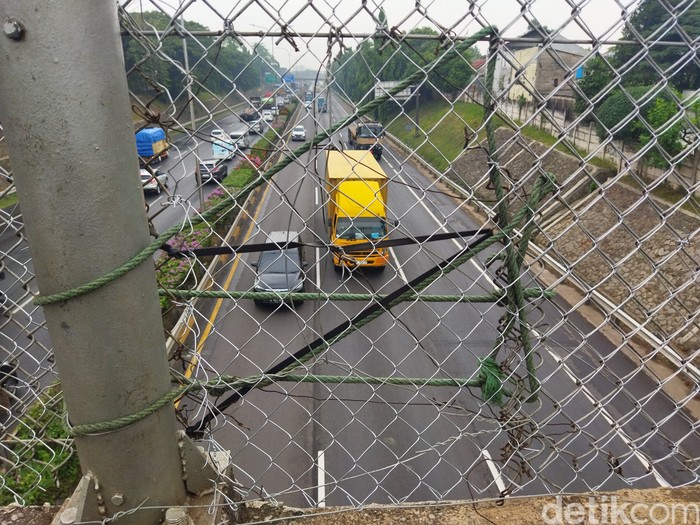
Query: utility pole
180,17,204,207
0,2,186,523
414,88,421,138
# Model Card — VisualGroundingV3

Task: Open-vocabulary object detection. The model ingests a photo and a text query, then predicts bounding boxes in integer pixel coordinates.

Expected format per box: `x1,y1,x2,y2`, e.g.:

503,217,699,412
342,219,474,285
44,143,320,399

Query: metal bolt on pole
0,2,186,524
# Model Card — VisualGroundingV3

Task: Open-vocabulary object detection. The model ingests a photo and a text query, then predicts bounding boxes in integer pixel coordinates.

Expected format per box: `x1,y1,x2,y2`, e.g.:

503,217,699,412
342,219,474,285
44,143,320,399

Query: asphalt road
1,97,697,504
189,97,699,507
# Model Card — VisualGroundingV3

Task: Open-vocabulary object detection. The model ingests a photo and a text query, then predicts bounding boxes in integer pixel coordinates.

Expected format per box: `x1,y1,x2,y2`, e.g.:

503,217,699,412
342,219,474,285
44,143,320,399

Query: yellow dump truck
325,150,391,271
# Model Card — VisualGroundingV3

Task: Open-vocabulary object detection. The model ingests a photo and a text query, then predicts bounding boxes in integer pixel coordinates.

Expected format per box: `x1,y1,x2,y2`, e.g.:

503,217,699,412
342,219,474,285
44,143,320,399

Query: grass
0,192,18,209
386,99,617,171
620,174,700,214
386,100,491,172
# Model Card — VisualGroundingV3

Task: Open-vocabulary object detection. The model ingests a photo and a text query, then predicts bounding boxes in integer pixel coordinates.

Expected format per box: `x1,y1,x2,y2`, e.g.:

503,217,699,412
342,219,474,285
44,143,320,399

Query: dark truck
250,96,262,107
348,122,384,161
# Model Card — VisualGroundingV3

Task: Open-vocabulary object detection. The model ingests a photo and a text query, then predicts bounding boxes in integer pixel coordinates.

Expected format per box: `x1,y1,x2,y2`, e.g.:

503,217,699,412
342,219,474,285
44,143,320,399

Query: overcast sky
123,0,640,69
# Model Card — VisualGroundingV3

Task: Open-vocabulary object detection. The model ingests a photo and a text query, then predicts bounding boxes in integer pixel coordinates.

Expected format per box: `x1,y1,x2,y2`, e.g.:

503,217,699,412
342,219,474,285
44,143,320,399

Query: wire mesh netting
0,0,699,515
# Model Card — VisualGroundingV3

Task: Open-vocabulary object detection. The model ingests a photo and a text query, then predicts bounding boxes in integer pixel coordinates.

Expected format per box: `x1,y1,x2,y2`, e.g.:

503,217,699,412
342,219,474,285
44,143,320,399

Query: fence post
0,2,186,523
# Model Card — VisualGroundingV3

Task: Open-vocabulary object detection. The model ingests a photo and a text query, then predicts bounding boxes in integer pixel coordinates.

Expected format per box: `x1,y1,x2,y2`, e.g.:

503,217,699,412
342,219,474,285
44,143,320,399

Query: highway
1,97,697,504
183,98,700,507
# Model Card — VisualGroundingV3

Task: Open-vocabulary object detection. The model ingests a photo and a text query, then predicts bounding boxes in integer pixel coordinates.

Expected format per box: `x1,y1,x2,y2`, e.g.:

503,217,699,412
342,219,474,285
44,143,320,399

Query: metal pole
414,90,420,138
0,3,186,524
181,18,204,207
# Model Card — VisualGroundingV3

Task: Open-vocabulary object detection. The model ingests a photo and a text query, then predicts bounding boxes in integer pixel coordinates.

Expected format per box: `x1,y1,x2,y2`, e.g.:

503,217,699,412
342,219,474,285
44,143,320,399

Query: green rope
481,37,558,402
159,288,555,303
478,357,504,405
69,370,502,436
33,25,496,308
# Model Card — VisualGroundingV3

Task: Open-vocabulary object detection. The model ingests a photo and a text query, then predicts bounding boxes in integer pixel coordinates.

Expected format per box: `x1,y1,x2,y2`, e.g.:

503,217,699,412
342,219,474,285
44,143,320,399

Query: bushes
594,86,685,167
155,110,292,312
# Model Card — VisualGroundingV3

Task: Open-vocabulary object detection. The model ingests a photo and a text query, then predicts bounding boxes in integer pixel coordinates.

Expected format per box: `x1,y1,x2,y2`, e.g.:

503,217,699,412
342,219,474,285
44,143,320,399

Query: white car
229,129,250,149
249,119,264,135
262,110,274,122
291,125,306,141
211,128,226,140
140,168,168,194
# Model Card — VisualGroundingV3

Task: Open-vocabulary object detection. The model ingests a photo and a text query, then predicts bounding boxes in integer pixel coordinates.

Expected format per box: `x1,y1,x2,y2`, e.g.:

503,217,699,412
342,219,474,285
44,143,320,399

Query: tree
612,0,700,90
594,85,686,168
573,54,615,115
120,11,261,97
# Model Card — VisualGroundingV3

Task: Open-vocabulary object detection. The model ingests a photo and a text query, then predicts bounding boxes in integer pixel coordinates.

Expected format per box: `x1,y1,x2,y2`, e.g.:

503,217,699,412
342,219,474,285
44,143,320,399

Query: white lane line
11,296,35,316
317,449,326,508
481,449,507,495
315,187,322,290
393,171,496,289
546,349,671,488
388,247,408,284
316,247,322,291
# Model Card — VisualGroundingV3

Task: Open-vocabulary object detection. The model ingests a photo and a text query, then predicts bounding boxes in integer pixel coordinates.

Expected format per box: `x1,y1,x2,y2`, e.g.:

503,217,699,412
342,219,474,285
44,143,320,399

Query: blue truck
317,96,327,113
135,127,169,165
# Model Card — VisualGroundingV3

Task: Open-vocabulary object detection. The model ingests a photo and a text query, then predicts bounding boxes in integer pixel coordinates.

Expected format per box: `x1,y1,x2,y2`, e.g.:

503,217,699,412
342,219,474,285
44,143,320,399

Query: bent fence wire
1,0,699,513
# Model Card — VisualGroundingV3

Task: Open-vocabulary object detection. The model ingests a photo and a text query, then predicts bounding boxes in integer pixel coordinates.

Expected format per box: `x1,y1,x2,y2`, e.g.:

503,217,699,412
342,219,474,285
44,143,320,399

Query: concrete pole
0,3,186,524
181,18,204,207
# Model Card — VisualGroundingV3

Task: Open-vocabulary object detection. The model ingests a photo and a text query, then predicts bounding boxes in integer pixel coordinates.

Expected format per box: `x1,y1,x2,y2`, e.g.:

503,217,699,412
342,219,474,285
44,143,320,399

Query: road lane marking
393,170,497,290
11,296,35,316
546,349,671,487
317,449,327,507
481,449,507,496
388,247,408,284
178,183,272,386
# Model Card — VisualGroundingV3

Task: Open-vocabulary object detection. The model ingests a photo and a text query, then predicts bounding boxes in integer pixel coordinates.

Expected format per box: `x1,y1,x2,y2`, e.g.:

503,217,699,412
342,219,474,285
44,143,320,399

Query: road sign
264,71,275,84
375,80,414,101
283,73,295,83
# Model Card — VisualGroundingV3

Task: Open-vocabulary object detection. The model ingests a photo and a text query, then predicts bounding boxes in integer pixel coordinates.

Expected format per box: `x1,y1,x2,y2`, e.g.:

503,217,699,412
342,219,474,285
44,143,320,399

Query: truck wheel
333,264,342,273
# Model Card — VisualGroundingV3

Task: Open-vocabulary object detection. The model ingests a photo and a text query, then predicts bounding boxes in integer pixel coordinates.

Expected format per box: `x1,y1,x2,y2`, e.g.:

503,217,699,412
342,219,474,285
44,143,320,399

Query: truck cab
348,122,384,161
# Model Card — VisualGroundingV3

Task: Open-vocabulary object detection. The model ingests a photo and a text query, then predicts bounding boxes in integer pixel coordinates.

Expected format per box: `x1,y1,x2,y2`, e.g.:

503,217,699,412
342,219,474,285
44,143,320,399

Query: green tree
120,11,262,97
594,85,687,167
638,93,686,167
573,54,615,115
611,0,700,90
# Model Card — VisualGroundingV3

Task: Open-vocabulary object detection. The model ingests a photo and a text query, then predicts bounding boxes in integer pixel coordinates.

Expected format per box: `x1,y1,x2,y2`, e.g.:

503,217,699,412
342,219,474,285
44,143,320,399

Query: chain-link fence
1,0,698,517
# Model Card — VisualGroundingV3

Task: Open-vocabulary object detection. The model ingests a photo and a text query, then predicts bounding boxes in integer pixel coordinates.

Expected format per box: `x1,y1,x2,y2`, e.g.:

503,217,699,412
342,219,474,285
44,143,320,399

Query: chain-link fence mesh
1,0,698,514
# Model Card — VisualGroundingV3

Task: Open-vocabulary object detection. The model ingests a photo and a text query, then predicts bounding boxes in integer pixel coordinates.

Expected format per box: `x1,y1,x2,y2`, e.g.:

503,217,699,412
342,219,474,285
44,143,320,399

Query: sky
122,0,641,70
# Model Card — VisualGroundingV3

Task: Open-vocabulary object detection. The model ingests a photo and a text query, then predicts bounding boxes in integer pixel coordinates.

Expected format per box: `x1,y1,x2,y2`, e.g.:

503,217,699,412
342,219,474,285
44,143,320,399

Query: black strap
162,228,489,258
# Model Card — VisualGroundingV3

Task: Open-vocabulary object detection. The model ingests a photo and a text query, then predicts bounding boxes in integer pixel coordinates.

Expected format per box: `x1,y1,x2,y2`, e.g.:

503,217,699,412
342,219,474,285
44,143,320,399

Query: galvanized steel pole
0,2,186,524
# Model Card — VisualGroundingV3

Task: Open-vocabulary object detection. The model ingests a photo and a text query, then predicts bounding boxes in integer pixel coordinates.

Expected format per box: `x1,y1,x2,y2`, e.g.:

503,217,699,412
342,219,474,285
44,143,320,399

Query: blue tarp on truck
135,128,168,163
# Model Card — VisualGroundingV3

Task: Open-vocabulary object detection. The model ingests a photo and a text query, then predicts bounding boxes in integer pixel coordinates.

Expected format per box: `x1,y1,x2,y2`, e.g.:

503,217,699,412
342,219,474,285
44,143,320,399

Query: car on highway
211,128,226,140
198,160,228,183
248,119,264,135
240,108,257,122
229,129,250,149
291,125,306,141
262,110,274,122
252,231,307,307
139,168,169,194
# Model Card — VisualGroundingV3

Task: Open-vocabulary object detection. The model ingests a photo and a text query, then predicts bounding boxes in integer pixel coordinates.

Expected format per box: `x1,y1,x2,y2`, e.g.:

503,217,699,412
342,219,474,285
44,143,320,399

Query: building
492,27,588,104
